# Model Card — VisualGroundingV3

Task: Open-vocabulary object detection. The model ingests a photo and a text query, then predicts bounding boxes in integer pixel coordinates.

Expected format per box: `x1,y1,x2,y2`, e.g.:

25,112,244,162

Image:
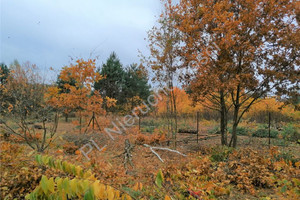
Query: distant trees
245,97,300,123
94,52,151,113
163,0,299,147
0,63,9,85
0,63,11,115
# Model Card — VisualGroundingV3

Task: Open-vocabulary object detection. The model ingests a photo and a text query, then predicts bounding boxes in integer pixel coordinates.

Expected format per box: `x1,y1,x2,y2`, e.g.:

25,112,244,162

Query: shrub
273,151,300,166
62,142,79,154
134,134,147,145
140,119,159,127
252,128,278,138
281,124,299,141
142,126,155,133
228,126,251,136
26,155,133,200
210,146,233,162
209,126,251,136
149,133,166,145
208,126,220,134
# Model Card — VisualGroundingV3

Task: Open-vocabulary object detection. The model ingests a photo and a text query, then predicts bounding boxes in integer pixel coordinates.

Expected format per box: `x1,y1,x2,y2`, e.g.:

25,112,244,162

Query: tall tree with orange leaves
166,0,299,147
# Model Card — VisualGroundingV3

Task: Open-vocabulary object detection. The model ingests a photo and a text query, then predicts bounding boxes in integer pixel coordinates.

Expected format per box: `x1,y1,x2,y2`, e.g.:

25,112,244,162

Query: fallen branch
148,146,164,162
143,144,187,163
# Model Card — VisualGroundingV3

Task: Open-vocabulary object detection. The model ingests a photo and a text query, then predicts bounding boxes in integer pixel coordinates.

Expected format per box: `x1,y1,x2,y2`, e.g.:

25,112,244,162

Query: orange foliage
134,129,167,145
156,87,203,115
245,97,300,121
45,59,108,123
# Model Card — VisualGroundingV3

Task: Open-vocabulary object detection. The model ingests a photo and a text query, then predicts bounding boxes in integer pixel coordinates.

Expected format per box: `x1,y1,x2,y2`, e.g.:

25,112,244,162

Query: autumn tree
156,87,203,115
46,59,104,133
55,73,77,122
144,3,182,144
166,0,299,147
245,97,300,123
0,61,58,152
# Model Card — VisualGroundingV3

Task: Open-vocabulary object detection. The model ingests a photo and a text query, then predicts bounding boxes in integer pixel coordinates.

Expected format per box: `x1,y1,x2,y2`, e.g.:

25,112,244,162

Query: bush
142,126,155,133
62,142,79,154
281,124,299,141
26,155,132,200
209,126,251,136
210,146,233,162
228,126,251,136
135,134,147,145
252,128,278,138
273,151,300,166
140,119,159,126
208,126,220,134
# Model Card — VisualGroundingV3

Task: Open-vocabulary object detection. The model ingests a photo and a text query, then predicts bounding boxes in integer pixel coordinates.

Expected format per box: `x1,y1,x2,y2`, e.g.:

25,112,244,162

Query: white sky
0,0,162,82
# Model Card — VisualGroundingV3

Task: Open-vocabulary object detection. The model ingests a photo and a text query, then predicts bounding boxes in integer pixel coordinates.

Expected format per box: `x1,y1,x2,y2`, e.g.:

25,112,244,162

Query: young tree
143,3,182,145
166,0,299,147
58,73,78,121
46,59,103,133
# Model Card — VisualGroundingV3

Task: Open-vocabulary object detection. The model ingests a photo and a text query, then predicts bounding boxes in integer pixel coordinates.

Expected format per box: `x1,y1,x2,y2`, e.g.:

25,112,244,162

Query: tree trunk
220,91,228,146
231,123,238,148
65,113,68,122
229,85,241,148
170,87,177,149
230,104,240,148
220,111,228,146
79,113,82,134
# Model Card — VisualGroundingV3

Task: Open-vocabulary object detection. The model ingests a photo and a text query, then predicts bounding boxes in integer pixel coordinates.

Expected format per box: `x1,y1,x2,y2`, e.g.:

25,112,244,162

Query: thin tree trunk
268,112,271,148
196,111,200,143
220,91,228,146
166,97,171,139
170,86,177,149
79,111,82,134
65,113,68,122
138,115,141,131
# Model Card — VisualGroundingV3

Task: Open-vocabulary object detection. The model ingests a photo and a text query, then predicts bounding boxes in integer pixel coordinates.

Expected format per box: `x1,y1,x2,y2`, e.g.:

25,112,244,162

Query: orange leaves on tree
163,0,299,147
105,96,117,109
156,87,203,115
45,59,107,129
60,59,102,90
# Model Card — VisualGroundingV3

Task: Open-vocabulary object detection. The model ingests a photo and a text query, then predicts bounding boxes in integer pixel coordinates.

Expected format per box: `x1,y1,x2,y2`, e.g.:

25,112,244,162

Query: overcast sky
1,0,162,81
